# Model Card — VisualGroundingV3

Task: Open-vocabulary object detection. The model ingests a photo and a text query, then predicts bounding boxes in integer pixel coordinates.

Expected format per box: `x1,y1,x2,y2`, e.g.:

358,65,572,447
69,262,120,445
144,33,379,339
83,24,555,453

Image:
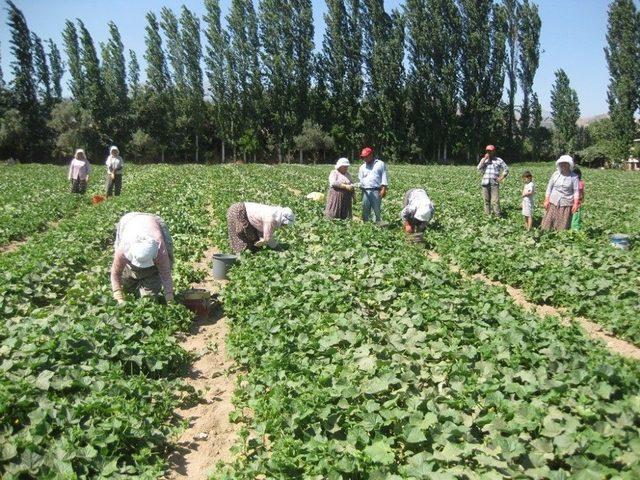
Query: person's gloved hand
543,196,550,210
113,289,126,305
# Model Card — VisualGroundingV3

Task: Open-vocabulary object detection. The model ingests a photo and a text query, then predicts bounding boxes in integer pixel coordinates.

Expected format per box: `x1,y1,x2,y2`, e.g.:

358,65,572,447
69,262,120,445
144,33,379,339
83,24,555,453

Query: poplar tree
260,0,296,161
160,7,185,91
405,0,460,162
518,0,541,154
204,0,233,161
62,20,84,103
503,0,518,158
31,33,52,108
322,0,363,154
142,11,172,160
291,0,315,129
361,0,406,160
6,0,39,159
128,50,140,98
102,22,128,146
459,0,507,159
550,69,580,155
605,0,639,161
0,43,4,90
180,5,204,161
102,22,128,115
48,40,64,101
227,0,262,159
77,20,107,153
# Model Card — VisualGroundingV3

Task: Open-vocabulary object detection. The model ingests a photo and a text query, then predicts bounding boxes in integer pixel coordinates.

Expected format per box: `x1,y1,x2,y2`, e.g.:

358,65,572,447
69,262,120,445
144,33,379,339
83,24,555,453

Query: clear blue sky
0,0,629,117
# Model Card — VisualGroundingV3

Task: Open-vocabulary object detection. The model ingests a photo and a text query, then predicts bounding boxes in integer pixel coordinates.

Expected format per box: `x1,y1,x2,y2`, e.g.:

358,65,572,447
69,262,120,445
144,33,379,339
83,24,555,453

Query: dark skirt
70,178,87,194
227,202,260,253
324,187,353,220
541,204,572,231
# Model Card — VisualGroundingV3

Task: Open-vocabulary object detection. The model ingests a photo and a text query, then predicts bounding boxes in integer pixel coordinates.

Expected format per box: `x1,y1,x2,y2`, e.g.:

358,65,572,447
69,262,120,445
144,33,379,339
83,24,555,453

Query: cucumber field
1,162,639,479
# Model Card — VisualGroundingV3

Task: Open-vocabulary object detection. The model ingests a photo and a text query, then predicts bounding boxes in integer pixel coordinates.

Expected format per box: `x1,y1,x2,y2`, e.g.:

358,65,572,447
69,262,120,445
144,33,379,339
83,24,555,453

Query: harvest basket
179,288,212,318
92,195,106,205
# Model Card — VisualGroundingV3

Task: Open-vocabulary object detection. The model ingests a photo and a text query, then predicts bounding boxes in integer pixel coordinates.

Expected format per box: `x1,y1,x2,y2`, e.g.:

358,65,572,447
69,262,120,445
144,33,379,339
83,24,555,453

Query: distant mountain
539,111,609,129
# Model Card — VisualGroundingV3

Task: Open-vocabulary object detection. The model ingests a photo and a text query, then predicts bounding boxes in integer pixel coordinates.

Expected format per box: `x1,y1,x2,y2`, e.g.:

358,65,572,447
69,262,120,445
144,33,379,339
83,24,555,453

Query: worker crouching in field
111,212,174,304
227,202,295,253
401,188,435,234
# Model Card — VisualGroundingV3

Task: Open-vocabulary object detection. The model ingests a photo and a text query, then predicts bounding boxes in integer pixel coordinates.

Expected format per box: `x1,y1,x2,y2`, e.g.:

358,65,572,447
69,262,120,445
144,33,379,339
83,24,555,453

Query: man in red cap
357,147,388,222
477,144,509,216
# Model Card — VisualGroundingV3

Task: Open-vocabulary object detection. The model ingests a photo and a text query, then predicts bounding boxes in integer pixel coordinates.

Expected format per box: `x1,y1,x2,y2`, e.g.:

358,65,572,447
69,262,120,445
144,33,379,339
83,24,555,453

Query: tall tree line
5,0,605,165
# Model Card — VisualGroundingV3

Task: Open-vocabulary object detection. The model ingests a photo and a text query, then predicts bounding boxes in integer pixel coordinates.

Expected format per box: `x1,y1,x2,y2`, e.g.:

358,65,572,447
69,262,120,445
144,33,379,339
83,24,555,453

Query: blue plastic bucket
610,234,630,250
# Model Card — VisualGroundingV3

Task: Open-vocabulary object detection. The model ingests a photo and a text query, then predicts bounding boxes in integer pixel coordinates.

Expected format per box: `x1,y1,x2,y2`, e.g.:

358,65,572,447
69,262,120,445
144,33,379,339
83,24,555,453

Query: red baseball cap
485,144,496,151
360,147,373,157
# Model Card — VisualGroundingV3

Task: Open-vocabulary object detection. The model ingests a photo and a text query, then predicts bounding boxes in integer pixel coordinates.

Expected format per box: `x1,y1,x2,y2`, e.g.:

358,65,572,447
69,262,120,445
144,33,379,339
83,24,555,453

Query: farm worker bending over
105,145,124,197
325,157,355,220
358,147,388,222
401,188,435,234
541,155,580,231
111,212,174,304
226,202,295,253
68,148,91,194
477,144,508,216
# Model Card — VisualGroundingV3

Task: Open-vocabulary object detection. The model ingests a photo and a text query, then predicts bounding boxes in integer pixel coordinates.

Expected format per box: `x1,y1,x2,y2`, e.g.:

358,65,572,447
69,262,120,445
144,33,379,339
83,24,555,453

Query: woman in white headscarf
68,148,91,194
105,145,124,197
541,155,580,231
110,212,174,304
401,188,435,234
226,202,295,253
325,157,355,220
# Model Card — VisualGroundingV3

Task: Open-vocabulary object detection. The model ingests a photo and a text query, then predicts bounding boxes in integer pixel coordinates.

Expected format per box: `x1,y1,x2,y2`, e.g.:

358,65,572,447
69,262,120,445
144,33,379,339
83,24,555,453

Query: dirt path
426,250,640,361
0,219,63,255
165,244,241,480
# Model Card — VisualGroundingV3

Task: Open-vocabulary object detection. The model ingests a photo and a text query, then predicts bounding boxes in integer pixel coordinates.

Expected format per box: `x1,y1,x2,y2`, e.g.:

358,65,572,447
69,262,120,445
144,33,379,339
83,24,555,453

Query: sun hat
125,236,159,268
335,158,350,169
360,147,374,158
485,145,496,151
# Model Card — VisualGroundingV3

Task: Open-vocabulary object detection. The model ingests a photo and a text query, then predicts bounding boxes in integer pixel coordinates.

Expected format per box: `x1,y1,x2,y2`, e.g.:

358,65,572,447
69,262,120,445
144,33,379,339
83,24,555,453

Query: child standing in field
571,168,585,230
521,171,535,231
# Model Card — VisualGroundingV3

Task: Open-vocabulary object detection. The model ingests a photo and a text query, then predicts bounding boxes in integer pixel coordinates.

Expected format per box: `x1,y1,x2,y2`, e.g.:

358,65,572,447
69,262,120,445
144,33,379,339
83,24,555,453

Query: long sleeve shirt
110,213,174,297
106,155,124,173
358,159,388,189
244,202,281,241
477,157,508,186
545,172,579,207
401,188,434,221
68,158,91,180
329,170,353,188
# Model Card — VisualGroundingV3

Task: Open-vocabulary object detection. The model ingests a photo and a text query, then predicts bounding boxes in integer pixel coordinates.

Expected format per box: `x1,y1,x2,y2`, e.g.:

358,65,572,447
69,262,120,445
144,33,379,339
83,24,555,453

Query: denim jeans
361,189,382,222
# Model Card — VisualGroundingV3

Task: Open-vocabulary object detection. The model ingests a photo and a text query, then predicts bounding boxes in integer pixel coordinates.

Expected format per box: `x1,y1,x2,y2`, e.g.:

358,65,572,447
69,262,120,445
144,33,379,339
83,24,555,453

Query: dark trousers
106,174,122,196
70,178,87,194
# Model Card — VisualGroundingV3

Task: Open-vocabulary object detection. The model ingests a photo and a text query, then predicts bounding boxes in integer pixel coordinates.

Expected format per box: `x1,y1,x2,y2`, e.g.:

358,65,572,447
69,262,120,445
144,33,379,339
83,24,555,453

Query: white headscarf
556,155,574,171
124,235,159,268
335,158,350,170
74,149,86,160
274,207,295,227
